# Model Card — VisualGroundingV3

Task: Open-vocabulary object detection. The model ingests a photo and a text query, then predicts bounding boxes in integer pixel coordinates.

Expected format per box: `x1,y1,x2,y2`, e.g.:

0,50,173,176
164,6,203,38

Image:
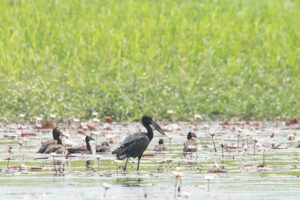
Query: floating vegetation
0,121,300,199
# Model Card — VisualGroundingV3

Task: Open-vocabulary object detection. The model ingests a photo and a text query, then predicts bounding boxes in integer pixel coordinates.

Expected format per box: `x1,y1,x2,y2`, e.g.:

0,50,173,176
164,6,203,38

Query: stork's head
142,115,165,135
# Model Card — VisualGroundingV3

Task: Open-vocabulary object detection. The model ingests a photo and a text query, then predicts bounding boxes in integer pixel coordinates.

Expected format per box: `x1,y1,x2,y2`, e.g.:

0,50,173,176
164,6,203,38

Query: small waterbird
154,139,168,152
37,128,64,153
112,115,165,172
183,132,198,155
96,141,111,153
44,131,65,154
67,136,94,154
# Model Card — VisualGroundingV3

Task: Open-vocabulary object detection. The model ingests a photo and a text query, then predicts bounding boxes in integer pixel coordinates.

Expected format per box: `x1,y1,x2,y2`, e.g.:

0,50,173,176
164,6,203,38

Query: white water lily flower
256,143,261,148
106,134,116,140
188,145,196,150
93,118,100,123
96,156,101,160
164,124,181,131
92,132,100,136
103,123,112,130
23,138,29,143
19,114,25,118
204,174,215,180
194,114,202,120
253,137,259,143
181,192,191,199
256,131,262,135
209,132,215,137
80,122,87,126
176,167,183,172
114,160,122,164
64,138,75,147
167,110,175,114
50,114,56,118
81,122,88,129
172,171,183,178
92,112,98,116
214,162,220,168
103,183,112,190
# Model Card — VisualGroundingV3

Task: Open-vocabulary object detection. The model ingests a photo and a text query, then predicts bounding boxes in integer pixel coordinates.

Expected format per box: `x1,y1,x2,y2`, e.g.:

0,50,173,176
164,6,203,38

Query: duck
96,141,111,153
154,139,168,152
183,132,198,155
67,136,94,154
44,130,65,154
37,128,63,153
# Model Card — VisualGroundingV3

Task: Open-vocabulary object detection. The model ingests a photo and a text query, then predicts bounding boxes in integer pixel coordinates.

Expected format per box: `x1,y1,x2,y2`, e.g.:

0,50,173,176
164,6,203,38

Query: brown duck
44,130,65,154
183,132,198,155
67,136,94,154
37,128,63,153
96,141,111,153
154,139,168,152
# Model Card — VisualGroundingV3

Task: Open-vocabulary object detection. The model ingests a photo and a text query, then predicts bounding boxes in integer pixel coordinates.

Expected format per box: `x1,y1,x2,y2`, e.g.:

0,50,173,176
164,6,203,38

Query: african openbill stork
112,115,165,172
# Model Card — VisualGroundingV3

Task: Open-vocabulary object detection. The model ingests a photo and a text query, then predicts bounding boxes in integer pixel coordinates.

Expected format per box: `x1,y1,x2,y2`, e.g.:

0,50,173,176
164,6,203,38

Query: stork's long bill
151,120,165,135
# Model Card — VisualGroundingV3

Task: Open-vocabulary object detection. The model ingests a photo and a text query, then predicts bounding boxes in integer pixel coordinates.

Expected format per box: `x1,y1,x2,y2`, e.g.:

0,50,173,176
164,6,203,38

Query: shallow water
0,121,300,199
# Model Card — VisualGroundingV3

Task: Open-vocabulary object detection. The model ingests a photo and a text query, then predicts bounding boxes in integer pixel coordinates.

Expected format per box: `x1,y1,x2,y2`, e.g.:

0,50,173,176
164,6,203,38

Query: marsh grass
0,0,299,121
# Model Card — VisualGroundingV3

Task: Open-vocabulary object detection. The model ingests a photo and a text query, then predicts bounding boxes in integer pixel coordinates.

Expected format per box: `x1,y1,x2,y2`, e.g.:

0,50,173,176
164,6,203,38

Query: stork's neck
56,137,63,145
144,124,153,140
86,140,92,151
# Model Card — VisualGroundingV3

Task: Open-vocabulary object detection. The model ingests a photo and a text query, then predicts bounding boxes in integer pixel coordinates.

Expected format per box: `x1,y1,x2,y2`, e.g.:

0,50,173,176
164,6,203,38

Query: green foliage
0,0,299,121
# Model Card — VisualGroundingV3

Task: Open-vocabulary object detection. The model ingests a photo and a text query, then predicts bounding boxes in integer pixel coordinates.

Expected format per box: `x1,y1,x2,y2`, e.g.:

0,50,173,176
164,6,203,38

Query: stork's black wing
112,132,150,160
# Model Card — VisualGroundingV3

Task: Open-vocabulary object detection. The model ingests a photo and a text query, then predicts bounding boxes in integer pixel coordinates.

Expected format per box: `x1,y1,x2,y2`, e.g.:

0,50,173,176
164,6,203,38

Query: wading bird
183,132,198,156
112,115,165,172
67,136,94,154
154,139,168,152
37,128,63,153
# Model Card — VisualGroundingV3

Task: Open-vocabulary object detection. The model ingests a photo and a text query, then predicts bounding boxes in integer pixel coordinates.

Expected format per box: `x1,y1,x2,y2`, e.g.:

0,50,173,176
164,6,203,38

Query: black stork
112,115,165,172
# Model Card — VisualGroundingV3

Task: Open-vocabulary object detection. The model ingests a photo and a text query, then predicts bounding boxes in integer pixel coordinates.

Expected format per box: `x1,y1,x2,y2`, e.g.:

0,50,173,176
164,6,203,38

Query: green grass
0,0,299,121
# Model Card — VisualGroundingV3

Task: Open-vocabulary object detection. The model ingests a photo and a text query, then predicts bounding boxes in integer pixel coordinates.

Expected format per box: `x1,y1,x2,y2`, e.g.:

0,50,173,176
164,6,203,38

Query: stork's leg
124,157,129,172
137,156,141,172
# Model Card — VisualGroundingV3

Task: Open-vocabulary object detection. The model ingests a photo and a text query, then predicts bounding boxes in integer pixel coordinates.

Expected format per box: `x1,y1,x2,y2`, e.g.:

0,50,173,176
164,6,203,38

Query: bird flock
1,116,300,199
37,115,200,172
31,116,300,175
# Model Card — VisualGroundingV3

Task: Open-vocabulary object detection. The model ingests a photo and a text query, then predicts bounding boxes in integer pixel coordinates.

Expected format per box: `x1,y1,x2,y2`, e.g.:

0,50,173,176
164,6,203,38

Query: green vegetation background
0,0,299,121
